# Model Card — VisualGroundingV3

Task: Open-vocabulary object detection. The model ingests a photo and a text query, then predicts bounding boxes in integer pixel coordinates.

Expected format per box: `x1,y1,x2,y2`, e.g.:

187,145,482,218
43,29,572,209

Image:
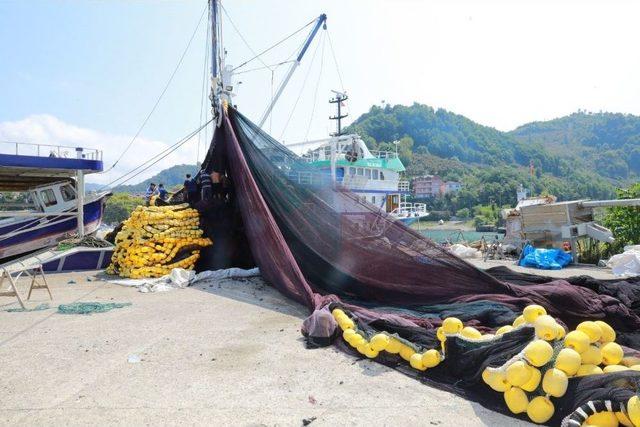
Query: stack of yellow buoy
480,304,634,425
331,307,443,371
105,204,212,278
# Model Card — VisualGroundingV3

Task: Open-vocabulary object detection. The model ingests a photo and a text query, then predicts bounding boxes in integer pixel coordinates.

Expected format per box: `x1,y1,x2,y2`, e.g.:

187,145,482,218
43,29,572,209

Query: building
444,181,462,194
411,175,444,198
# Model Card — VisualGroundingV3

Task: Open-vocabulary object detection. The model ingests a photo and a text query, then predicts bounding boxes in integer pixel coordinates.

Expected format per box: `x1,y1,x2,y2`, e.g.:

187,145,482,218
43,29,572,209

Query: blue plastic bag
519,244,572,270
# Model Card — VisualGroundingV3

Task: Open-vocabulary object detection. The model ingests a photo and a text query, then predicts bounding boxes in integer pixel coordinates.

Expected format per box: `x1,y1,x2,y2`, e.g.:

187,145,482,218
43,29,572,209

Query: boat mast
258,14,327,128
210,0,223,126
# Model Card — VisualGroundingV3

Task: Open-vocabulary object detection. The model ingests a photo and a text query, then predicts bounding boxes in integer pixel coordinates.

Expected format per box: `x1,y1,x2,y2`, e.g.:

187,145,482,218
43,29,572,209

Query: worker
194,169,213,212
184,173,198,203
158,183,169,201
145,183,157,206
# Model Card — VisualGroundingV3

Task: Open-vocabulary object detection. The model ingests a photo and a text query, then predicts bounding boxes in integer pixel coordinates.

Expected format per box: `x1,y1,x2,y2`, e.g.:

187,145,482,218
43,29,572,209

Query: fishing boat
0,142,111,260
288,133,429,224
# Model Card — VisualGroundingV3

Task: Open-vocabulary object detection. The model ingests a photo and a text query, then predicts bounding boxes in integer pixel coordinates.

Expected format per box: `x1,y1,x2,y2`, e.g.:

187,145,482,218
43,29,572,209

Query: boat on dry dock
0,141,111,260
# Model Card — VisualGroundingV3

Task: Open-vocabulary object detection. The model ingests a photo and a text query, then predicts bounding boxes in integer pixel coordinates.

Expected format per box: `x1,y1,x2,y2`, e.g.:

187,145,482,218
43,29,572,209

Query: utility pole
329,91,348,136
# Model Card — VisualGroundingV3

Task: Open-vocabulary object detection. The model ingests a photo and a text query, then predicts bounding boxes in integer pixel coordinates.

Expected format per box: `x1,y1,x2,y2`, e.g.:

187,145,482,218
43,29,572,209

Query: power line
104,4,208,174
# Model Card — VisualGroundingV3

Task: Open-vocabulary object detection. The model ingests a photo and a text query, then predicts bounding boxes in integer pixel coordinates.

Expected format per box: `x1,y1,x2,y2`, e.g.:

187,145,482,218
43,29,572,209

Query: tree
603,183,640,252
103,193,142,225
456,208,471,218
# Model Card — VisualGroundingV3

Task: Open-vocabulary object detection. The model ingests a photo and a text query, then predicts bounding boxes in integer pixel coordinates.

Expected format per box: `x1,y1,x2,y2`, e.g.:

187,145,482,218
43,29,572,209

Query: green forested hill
510,112,640,179
347,103,640,208
102,105,640,213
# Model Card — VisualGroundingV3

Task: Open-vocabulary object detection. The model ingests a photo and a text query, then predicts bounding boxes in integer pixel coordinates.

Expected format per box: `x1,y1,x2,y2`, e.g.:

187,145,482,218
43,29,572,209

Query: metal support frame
76,170,85,237
0,264,52,309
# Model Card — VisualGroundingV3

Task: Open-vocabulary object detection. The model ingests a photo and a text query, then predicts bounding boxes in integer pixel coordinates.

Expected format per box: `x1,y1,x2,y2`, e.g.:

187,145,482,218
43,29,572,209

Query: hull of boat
397,216,419,225
0,196,108,259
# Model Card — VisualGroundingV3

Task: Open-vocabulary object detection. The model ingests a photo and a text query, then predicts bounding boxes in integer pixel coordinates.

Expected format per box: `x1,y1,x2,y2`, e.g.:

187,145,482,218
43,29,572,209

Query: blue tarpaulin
519,244,572,270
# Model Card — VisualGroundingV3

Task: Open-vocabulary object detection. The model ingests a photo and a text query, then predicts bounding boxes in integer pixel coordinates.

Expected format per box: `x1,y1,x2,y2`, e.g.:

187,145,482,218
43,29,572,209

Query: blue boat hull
0,197,108,259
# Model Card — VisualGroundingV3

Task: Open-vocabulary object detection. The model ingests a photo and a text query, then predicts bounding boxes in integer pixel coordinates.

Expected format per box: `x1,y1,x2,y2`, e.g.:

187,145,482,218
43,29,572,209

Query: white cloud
0,114,201,186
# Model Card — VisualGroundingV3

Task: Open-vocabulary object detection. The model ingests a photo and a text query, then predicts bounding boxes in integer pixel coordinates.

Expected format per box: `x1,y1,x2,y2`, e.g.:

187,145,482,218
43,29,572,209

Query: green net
5,303,50,312
57,302,132,315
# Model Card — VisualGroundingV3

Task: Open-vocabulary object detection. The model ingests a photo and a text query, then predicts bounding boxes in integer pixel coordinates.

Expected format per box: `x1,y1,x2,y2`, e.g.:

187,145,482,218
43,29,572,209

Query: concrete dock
0,270,533,426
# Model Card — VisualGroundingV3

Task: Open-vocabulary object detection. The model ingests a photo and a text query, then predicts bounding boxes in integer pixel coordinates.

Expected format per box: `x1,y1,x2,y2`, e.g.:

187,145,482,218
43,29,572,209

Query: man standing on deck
157,184,168,201
145,183,157,206
184,174,198,204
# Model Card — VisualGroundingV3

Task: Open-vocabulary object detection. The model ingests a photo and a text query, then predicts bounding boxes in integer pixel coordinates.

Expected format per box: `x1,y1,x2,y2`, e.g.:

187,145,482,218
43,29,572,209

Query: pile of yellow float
332,308,443,370
332,304,640,426
105,204,212,279
478,304,636,425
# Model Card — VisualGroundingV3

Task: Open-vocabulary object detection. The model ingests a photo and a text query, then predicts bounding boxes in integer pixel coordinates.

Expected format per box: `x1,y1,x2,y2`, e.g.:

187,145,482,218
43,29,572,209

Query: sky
1,0,639,186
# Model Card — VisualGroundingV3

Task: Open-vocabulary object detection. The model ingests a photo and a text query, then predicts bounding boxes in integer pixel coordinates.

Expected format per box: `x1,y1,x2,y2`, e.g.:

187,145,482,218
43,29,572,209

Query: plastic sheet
608,245,640,277
519,244,573,270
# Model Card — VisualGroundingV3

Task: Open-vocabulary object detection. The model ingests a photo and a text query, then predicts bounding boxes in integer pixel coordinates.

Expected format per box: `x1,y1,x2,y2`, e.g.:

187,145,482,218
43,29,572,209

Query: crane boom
258,14,327,128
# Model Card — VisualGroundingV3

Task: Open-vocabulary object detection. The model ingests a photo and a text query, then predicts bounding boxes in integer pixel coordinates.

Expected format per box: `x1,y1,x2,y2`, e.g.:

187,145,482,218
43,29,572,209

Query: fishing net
5,303,50,313
57,302,132,315
197,106,640,425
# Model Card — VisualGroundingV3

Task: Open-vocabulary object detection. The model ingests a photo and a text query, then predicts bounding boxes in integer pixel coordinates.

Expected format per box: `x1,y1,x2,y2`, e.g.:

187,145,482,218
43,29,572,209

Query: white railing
0,141,103,161
398,180,410,192
370,150,398,159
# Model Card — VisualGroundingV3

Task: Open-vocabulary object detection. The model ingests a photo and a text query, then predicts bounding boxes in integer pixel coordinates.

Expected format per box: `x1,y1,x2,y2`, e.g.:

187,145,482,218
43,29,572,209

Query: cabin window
356,168,364,176
40,189,57,207
372,196,376,204
365,169,372,179
60,184,76,202
372,170,379,180
349,167,355,176
380,172,385,180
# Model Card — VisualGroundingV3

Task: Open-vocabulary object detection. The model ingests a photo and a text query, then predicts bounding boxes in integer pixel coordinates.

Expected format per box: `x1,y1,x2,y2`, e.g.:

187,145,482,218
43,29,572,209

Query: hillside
345,103,640,207
510,112,640,179
101,105,640,212
111,164,199,193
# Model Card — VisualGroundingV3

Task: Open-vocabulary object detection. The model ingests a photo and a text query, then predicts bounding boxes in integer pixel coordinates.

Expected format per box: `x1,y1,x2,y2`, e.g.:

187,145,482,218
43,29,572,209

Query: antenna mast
329,91,348,136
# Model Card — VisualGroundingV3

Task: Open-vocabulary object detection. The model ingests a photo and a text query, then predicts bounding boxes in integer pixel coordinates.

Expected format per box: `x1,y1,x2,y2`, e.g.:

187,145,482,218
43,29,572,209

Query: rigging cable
279,31,323,140
103,4,207,174
197,7,212,164
305,32,326,141
230,18,316,73
232,60,295,76
99,119,213,191
326,29,345,92
220,4,272,72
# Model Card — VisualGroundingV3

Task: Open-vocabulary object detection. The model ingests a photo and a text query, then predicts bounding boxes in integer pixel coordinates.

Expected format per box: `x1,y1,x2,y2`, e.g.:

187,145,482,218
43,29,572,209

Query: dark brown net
198,107,640,425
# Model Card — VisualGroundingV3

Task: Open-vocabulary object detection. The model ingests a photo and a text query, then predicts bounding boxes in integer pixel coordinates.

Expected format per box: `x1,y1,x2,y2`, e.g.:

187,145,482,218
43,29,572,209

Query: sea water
418,229,504,244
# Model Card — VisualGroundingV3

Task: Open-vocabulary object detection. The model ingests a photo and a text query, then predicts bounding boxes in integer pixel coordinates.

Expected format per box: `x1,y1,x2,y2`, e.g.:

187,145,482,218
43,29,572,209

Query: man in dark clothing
194,169,213,212
157,184,168,201
184,173,198,204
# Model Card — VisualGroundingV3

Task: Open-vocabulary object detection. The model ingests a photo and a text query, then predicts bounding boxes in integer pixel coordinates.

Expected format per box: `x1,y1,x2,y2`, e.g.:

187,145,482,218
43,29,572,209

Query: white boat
0,142,111,260
390,202,430,225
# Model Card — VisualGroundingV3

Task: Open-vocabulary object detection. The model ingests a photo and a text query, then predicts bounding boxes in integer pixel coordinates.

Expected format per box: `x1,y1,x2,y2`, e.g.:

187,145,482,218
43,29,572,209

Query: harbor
3,264,603,427
2,1,640,426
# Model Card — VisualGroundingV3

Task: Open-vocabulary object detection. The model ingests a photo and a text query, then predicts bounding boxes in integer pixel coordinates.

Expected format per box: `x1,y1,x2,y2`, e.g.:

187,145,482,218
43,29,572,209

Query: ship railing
0,141,103,161
370,150,398,159
398,180,410,192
